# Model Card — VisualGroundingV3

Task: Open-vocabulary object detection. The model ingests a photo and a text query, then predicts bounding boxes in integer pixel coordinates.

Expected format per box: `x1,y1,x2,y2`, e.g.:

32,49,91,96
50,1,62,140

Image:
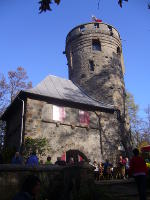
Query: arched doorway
61,149,88,164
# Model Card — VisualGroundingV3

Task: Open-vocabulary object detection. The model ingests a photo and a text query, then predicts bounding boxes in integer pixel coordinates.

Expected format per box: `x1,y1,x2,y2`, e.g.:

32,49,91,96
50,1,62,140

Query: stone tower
65,22,125,114
65,22,130,163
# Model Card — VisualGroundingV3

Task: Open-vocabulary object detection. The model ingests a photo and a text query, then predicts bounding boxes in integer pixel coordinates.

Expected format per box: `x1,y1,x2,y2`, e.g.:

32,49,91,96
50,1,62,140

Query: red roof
141,146,150,152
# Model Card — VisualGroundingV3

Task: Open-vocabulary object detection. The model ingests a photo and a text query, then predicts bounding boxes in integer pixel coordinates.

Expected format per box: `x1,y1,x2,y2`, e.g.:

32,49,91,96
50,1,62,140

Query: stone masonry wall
25,98,125,165
25,98,103,163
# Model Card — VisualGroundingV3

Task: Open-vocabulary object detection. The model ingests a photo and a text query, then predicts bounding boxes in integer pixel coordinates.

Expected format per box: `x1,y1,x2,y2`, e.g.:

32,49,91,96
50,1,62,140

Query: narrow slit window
108,25,113,36
80,25,85,32
94,23,99,28
92,39,101,51
89,60,94,71
70,52,73,67
117,47,121,55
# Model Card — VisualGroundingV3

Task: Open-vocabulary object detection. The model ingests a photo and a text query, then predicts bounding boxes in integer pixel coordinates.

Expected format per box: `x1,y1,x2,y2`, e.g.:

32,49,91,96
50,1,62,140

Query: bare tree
126,91,144,146
0,75,8,150
141,105,150,144
0,74,8,115
0,67,32,150
126,92,150,145
8,67,32,102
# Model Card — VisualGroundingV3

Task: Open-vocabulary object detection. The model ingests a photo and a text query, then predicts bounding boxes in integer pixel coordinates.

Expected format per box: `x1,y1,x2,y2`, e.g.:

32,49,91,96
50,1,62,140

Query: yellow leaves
146,163,150,168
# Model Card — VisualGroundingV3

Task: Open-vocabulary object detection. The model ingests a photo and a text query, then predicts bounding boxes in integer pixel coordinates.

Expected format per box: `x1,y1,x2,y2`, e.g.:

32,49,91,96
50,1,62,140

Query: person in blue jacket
26,151,39,166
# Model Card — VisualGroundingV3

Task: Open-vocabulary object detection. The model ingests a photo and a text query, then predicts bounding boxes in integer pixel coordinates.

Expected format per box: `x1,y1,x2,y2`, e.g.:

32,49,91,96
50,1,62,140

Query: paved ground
94,178,150,200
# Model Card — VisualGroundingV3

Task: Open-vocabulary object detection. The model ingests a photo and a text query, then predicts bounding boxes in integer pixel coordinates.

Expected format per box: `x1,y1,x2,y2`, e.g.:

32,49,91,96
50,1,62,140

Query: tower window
108,25,113,36
80,25,85,32
89,60,94,71
94,23,99,28
117,46,121,55
92,39,101,51
81,74,86,78
70,52,73,67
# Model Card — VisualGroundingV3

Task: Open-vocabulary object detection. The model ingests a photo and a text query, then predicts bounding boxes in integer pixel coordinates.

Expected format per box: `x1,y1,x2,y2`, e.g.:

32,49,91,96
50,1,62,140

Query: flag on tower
91,15,102,23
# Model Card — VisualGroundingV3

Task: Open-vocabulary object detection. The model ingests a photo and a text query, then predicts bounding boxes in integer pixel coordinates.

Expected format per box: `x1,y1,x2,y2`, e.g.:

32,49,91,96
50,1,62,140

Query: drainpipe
95,111,103,156
18,97,24,150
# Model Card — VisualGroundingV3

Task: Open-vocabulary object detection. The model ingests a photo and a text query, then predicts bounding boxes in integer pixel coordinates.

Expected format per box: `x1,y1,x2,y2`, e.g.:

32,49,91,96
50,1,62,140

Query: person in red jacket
129,148,148,200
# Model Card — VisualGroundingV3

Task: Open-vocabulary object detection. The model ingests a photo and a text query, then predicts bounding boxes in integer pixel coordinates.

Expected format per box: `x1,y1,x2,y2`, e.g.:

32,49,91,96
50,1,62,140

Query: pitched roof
25,75,114,110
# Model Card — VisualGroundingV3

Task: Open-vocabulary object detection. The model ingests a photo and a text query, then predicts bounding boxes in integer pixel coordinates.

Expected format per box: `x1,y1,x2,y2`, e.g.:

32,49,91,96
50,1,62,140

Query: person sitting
11,152,23,165
45,156,52,165
88,159,93,166
26,151,38,166
12,175,41,200
99,162,104,180
68,157,74,165
93,160,99,180
55,157,66,166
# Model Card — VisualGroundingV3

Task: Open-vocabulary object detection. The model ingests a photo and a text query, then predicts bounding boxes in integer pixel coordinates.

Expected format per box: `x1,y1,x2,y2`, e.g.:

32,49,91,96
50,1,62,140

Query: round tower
65,22,125,114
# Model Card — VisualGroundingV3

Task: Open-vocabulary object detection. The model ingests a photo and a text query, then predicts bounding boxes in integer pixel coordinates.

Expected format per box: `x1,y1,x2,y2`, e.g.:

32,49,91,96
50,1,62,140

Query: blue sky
0,0,150,118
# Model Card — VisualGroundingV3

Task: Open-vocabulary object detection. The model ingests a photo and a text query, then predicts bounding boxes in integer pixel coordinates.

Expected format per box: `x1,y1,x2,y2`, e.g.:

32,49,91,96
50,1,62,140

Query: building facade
1,22,131,164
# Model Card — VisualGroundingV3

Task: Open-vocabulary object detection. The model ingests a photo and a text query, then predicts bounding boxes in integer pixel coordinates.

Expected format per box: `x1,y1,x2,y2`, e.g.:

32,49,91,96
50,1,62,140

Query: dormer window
92,39,101,51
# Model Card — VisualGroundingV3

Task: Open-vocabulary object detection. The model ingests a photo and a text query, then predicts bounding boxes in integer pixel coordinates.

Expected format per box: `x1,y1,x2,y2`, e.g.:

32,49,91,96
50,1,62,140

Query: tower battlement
66,22,121,45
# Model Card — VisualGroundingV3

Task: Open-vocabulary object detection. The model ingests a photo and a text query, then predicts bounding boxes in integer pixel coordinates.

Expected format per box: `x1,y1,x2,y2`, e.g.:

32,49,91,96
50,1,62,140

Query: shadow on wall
79,52,124,106
0,164,95,200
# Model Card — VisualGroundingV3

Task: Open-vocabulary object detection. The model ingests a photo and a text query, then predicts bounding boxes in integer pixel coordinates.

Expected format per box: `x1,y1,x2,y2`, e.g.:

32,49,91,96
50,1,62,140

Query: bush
23,137,49,160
